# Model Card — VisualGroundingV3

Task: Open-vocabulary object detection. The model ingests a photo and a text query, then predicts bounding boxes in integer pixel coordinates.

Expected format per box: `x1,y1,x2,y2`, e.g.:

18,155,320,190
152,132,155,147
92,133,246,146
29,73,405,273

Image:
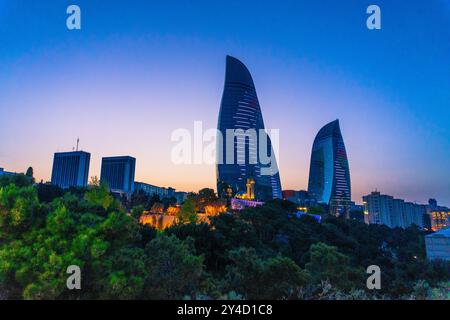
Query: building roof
54,151,91,156
225,55,255,88
315,119,341,140
426,227,450,238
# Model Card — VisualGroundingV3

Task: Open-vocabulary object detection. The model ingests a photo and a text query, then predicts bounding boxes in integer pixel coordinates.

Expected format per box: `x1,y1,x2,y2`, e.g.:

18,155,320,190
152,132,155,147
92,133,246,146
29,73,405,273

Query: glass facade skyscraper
100,156,136,194
216,56,282,201
307,120,351,216
51,151,90,189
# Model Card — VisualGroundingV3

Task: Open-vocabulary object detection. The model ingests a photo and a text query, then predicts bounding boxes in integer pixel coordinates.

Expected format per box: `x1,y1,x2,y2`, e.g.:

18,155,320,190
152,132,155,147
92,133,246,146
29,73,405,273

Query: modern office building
362,191,426,229
307,119,351,217
51,151,90,189
100,156,135,194
216,55,282,202
425,228,450,261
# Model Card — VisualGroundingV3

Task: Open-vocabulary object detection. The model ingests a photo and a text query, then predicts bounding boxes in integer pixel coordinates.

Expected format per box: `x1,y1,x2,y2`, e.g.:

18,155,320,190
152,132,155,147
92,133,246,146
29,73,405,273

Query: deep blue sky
0,0,449,205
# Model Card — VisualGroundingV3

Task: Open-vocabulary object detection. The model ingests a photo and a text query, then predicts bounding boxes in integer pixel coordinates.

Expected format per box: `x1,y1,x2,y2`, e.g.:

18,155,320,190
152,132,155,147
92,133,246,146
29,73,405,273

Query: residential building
362,191,427,229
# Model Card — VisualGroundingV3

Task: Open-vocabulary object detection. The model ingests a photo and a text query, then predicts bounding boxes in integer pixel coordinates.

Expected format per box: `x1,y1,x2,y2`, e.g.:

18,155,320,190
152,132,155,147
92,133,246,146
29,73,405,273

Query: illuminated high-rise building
307,119,351,216
216,56,282,201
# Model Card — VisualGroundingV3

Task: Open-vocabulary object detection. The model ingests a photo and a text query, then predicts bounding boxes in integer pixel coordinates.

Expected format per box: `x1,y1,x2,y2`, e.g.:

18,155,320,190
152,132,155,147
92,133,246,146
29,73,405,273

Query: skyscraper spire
216,56,282,201
308,119,351,217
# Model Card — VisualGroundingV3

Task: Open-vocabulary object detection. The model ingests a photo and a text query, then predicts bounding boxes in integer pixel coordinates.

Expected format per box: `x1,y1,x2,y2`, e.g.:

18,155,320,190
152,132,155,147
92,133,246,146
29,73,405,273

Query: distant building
282,190,317,208
425,228,450,261
231,198,264,210
430,210,450,231
308,120,351,217
428,198,438,208
100,156,135,194
135,181,175,199
362,191,426,229
134,181,188,204
51,151,90,189
426,198,449,231
349,201,365,222
0,167,17,177
362,192,395,227
174,191,188,204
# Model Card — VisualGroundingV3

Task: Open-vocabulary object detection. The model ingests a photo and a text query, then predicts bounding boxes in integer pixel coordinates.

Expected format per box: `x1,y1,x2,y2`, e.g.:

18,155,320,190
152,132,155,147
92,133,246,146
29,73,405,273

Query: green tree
226,247,310,299
36,183,64,203
143,234,203,299
305,242,364,291
84,183,117,211
178,197,197,224
131,205,145,220
198,188,217,203
308,206,326,216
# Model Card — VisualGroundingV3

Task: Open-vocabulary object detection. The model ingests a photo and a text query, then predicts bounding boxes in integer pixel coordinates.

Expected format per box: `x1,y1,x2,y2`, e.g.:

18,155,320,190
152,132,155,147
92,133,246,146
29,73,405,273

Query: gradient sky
0,0,449,205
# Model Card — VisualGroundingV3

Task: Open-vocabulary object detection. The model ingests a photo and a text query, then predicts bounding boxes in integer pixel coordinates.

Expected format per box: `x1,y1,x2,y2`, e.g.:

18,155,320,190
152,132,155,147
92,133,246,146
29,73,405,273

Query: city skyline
1,1,449,205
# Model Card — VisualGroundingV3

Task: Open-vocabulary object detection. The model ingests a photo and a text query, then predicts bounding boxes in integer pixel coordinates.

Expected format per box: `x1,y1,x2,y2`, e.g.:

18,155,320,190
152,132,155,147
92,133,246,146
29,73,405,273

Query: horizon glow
0,1,449,205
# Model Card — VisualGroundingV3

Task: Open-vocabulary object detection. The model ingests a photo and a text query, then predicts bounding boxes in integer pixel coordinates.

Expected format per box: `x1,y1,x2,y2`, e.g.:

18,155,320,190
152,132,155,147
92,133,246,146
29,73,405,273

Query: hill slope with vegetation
0,175,448,300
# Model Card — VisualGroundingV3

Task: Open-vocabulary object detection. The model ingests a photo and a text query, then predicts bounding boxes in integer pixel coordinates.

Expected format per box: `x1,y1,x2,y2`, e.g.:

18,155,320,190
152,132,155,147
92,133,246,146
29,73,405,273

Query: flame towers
308,119,351,216
216,56,282,201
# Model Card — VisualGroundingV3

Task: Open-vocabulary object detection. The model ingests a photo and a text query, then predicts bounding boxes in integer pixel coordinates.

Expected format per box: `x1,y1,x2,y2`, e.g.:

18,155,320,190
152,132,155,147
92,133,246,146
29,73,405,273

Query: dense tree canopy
0,178,448,300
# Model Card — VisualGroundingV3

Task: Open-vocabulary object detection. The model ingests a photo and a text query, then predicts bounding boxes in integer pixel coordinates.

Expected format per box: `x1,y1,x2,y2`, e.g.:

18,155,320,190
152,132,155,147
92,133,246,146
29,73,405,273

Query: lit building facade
430,211,450,231
427,198,450,231
216,55,282,201
100,156,135,194
307,120,351,217
362,191,426,229
51,151,90,189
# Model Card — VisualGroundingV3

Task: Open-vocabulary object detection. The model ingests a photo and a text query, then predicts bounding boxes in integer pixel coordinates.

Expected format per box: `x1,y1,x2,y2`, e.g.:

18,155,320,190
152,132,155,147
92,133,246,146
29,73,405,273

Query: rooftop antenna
76,137,79,151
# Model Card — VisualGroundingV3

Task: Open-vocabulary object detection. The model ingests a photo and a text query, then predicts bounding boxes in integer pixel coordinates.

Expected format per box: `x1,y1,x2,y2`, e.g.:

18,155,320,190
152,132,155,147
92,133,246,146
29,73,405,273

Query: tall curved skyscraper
307,119,351,216
216,56,282,201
